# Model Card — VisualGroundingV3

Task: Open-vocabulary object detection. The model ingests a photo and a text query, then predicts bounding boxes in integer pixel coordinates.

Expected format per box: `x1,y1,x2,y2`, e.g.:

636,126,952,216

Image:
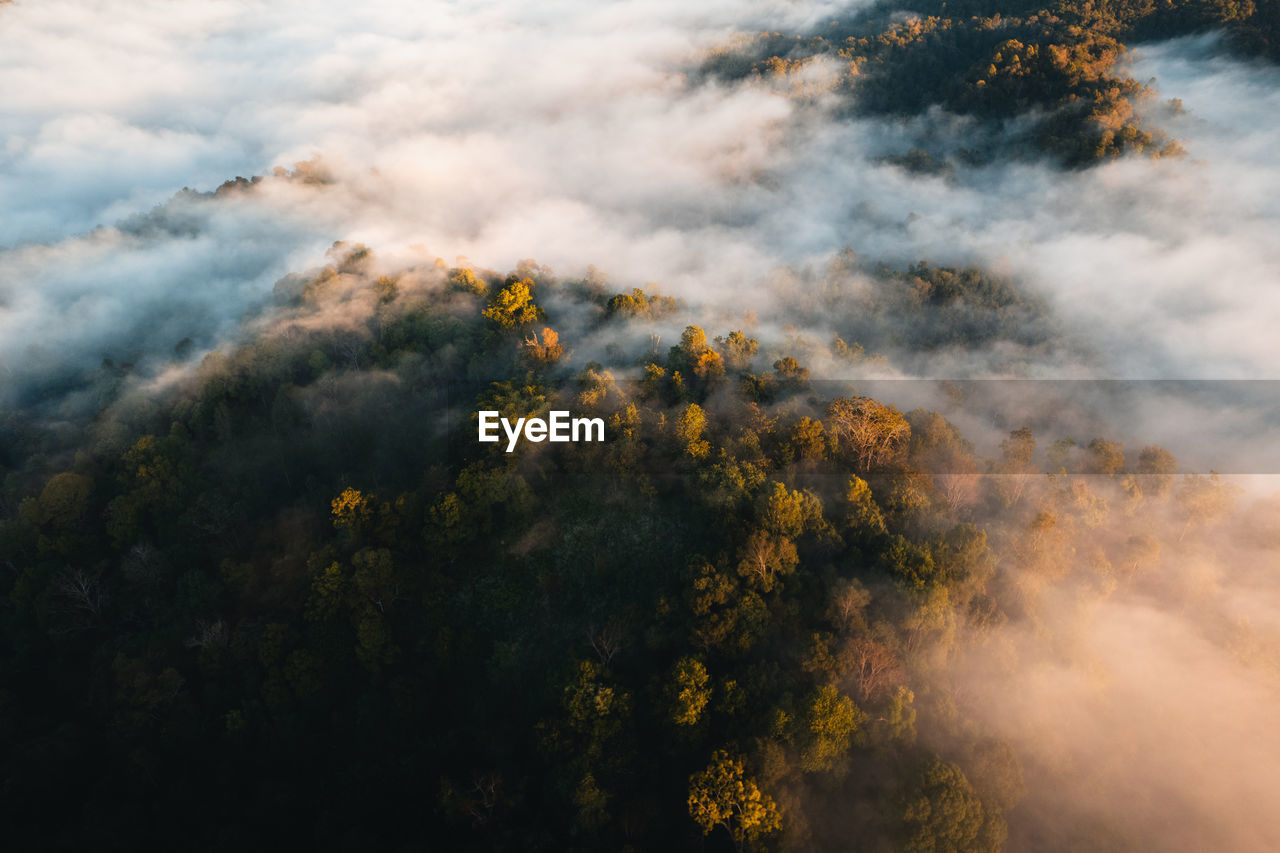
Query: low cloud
4,9,1280,846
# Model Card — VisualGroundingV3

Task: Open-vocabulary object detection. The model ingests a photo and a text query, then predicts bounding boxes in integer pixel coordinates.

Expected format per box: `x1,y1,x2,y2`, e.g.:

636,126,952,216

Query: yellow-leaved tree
482,277,542,329
687,749,781,848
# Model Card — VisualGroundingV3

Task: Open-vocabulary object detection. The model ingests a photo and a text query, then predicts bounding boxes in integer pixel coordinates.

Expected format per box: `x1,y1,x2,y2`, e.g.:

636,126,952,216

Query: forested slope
0,246,1250,851
706,0,1280,164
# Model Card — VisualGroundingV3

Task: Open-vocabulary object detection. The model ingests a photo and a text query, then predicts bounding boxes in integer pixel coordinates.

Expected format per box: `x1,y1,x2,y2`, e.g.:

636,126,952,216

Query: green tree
843,475,887,536
800,684,865,773
25,472,93,555
667,656,712,727
900,758,986,853
886,685,917,746
759,481,826,539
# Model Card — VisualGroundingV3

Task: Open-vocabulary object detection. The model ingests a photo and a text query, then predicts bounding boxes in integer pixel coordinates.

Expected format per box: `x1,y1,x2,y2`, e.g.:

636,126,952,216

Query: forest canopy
0,244,1262,850
704,0,1280,164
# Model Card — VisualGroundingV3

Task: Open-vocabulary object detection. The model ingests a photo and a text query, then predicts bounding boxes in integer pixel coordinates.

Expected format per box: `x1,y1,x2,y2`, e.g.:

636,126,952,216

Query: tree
900,758,986,853
522,326,564,364
830,578,872,634
561,660,631,764
688,750,782,847
51,567,107,631
800,684,865,773
735,483,828,591
483,277,541,329
371,275,399,304
1000,426,1035,468
606,287,678,318
572,773,610,834
1121,532,1161,575
883,535,937,592
998,426,1037,505
736,529,799,592
827,396,910,471
677,403,711,459
447,267,487,295
772,356,810,391
1136,445,1177,497
669,325,725,381
103,434,189,546
848,636,901,702
784,416,827,462
26,471,93,556
885,685,917,746
331,487,373,532
667,656,711,727
351,547,401,613
680,325,709,355
693,348,726,380
1084,438,1125,475
843,476,887,536
1176,473,1238,541
687,560,768,654
715,330,759,371
759,481,827,540
967,739,1025,813
32,472,93,529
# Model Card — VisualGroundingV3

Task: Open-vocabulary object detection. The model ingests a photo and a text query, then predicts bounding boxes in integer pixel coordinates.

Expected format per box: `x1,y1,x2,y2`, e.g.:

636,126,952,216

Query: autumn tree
331,487,373,532
447,266,487,295
736,530,799,592
737,482,829,591
1084,438,1125,475
843,475,887,537
997,426,1037,505
848,635,902,703
483,276,542,329
885,685,918,746
827,396,911,471
1176,472,1239,541
669,325,725,380
676,403,711,459
772,356,810,392
715,330,759,371
666,656,711,727
688,750,782,848
1136,444,1178,497
522,326,564,364
605,287,677,318
783,416,827,462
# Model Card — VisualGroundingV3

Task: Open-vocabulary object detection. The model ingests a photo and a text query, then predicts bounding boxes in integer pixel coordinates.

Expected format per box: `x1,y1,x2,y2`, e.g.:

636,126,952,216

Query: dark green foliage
900,758,988,852
0,254,1210,850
